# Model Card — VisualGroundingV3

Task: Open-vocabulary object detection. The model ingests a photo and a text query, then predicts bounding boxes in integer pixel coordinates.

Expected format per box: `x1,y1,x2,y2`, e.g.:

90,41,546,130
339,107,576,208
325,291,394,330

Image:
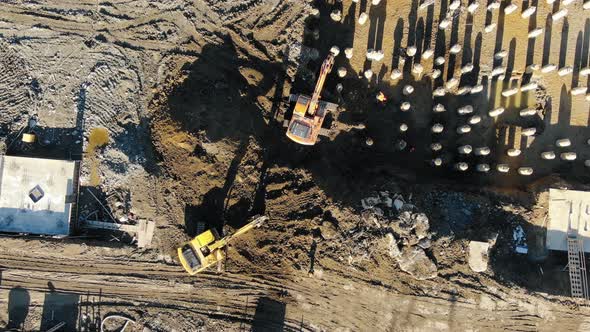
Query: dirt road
1,240,589,331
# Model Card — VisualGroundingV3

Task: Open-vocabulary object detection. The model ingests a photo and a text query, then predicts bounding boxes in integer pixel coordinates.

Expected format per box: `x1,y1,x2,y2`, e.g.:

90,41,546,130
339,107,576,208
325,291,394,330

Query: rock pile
361,192,438,280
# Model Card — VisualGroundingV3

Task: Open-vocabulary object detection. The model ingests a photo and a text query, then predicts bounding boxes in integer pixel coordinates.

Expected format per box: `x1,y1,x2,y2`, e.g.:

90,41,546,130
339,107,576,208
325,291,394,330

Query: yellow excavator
177,215,267,275
285,52,338,145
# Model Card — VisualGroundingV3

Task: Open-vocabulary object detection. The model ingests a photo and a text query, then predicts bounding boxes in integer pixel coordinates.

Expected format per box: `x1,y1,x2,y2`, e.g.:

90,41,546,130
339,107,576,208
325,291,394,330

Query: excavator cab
285,53,338,146
178,229,224,275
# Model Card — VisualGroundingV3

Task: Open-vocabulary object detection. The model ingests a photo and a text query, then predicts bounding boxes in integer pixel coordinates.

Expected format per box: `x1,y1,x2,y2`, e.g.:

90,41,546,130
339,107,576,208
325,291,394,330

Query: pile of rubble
359,192,438,280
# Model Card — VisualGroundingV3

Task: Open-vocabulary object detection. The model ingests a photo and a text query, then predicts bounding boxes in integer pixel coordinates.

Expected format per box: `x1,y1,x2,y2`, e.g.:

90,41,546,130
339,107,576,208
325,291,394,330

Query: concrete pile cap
431,69,442,79
558,66,573,76
432,158,443,166
521,127,536,136
485,23,497,33
330,10,342,21
390,69,402,80
419,0,435,10
406,45,417,57
521,82,538,92
439,17,451,30
458,145,473,154
449,44,462,54
491,66,505,76
431,123,444,133
507,148,521,157
366,137,374,146
310,8,320,18
358,12,368,25
432,104,446,113
399,123,408,132
423,48,434,59
489,107,505,117
520,107,537,117
504,3,518,14
561,152,577,161
502,87,519,97
446,78,459,90
528,28,543,38
555,138,571,147
468,2,479,13
431,143,443,151
461,63,474,74
449,0,461,11
457,105,474,115
475,147,490,156
457,125,471,134
494,50,508,59
571,86,587,96
344,47,353,59
541,151,556,160
435,56,446,65
330,46,340,56
457,86,472,95
526,64,540,73
487,1,500,11
518,167,534,176
433,87,446,96
455,162,469,171
580,67,590,76
497,164,510,173
337,67,347,77
541,64,557,73
552,8,568,21
521,6,536,18
403,85,414,95
400,102,411,111
412,63,424,75
476,164,491,172
468,115,482,124
471,84,483,94
364,69,373,79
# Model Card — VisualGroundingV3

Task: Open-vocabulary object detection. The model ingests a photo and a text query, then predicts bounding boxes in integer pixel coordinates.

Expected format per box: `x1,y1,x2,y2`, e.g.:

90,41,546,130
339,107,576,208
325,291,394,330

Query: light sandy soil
0,0,589,331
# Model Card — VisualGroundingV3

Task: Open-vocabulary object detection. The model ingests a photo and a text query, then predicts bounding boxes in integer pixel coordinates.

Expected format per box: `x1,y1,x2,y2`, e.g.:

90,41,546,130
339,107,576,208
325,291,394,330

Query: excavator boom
308,53,335,115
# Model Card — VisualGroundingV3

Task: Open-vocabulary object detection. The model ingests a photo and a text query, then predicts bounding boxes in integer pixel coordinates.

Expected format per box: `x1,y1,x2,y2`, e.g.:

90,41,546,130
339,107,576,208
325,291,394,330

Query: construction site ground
0,0,590,331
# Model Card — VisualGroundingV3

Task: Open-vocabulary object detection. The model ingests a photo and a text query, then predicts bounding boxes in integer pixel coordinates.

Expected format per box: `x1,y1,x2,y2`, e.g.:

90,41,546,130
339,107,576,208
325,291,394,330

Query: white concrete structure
546,189,590,252
423,48,434,59
358,12,368,25
344,47,354,59
0,156,78,236
433,103,446,113
497,164,510,173
520,108,537,117
541,64,557,73
400,102,411,111
390,69,402,80
484,23,497,33
504,3,518,14
521,6,536,18
541,151,556,160
528,28,543,39
471,84,484,94
475,147,491,156
476,164,491,172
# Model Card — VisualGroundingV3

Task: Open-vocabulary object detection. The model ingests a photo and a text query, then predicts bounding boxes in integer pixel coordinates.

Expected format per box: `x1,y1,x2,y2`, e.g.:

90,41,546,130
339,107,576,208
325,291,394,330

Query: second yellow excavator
177,215,267,275
285,52,338,145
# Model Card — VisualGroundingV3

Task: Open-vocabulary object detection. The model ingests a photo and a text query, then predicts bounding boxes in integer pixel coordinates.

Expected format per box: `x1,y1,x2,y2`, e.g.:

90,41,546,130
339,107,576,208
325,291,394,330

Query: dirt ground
0,0,590,331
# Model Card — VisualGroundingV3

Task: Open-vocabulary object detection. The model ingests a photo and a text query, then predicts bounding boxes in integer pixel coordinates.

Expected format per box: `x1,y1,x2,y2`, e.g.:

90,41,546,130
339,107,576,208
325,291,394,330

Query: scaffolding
567,237,589,299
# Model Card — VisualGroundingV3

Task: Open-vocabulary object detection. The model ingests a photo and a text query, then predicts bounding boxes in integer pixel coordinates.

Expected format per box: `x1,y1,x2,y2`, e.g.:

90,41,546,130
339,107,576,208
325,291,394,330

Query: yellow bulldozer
284,52,338,145
177,215,267,275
